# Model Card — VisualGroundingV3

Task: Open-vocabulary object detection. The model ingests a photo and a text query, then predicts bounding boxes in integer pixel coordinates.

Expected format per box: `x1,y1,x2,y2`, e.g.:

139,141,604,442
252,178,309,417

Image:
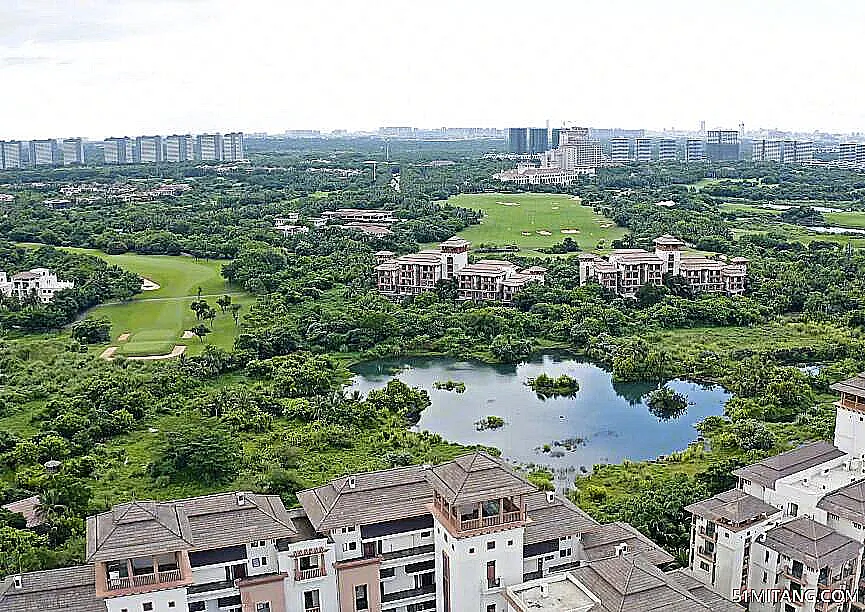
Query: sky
1,0,865,138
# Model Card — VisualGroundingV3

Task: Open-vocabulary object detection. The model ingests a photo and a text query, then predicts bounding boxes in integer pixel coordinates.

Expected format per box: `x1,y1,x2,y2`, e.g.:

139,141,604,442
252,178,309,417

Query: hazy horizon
3,0,865,139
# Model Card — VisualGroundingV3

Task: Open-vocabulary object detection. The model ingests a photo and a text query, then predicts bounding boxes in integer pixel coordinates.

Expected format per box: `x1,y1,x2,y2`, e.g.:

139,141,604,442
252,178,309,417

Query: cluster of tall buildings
0,132,244,169
751,139,815,164
496,127,605,185
838,142,865,167
103,132,245,164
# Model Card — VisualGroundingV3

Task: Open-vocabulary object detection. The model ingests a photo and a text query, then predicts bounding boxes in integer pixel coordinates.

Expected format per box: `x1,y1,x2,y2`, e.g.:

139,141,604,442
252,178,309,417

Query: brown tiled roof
818,479,865,524
653,234,685,246
732,441,844,489
581,521,675,566
86,500,194,562
425,452,536,506
297,465,433,533
0,565,102,612
685,489,779,529
570,552,720,611
763,517,861,568
666,569,743,611
2,495,43,528
523,490,599,545
831,373,865,397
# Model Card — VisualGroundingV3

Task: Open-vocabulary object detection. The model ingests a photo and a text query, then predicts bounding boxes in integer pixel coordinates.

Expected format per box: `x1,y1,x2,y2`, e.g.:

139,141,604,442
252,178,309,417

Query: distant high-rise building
103,137,135,164
197,133,224,161
549,127,604,169
658,138,677,162
222,132,245,161
0,140,24,169
136,136,163,163
635,138,653,162
752,139,781,162
164,135,194,162
551,128,562,149
753,139,812,164
705,130,740,161
839,142,858,165
528,128,548,154
29,139,59,166
609,137,630,163
506,128,528,154
590,128,644,140
685,138,705,162
699,120,706,132
793,141,814,163
61,138,84,165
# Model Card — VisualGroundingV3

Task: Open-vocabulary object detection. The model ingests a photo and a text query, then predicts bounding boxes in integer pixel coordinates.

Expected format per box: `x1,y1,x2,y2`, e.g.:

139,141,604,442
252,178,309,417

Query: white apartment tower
198,133,224,161
609,137,630,163
164,135,195,162
223,132,245,161
635,137,653,162
0,140,24,169
685,138,705,162
136,136,163,163
62,138,85,165
658,138,677,161
103,137,135,164
30,139,59,166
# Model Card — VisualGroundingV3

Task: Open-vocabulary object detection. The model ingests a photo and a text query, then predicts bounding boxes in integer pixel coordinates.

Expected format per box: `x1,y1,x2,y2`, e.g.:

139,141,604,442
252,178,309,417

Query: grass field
825,210,865,229
61,249,255,357
447,193,627,254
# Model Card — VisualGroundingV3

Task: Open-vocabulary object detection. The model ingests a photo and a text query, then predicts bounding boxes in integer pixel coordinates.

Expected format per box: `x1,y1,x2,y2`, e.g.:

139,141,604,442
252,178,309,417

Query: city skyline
3,0,865,138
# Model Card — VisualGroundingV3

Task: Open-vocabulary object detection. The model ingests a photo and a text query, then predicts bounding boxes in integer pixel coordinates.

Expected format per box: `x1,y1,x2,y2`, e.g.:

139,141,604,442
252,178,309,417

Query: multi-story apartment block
685,372,865,611
551,128,605,170
753,139,782,162
493,165,594,185
506,128,528,154
223,132,245,161
165,135,195,162
198,134,224,161
8,451,722,612
0,268,74,303
62,138,85,165
0,140,24,169
658,138,677,162
706,130,740,161
685,138,705,162
635,137,653,162
839,142,858,165
753,140,814,165
527,128,548,154
609,137,630,163
136,136,163,163
578,234,747,297
104,137,136,164
375,238,545,302
29,139,60,166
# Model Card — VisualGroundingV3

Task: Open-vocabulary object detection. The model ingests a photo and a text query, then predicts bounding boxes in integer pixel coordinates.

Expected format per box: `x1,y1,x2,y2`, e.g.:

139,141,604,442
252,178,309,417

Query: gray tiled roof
831,373,865,397
732,441,844,489
581,521,675,566
86,492,295,561
0,565,102,612
570,552,721,611
523,490,599,545
685,488,780,529
763,517,861,569
298,465,433,533
2,495,42,528
666,569,743,611
818,479,865,524
425,452,536,506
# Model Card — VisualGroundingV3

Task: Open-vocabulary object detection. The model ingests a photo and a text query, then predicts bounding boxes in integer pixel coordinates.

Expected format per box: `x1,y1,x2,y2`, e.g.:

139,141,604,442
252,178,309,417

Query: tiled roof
523,490,599,545
86,500,194,562
298,465,433,533
0,565,102,612
732,441,844,489
2,495,43,528
581,522,675,566
685,488,779,529
763,517,861,568
818,479,865,524
653,234,685,246
666,569,743,611
831,373,865,397
426,452,537,506
679,257,725,270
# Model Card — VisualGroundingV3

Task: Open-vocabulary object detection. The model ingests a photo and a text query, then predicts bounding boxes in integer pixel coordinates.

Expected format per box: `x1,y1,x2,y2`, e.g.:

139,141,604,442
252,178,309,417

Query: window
142,605,153,612
347,526,356,532
828,513,839,521
355,584,369,611
468,547,475,554
299,555,319,571
855,523,863,530
168,604,175,609
560,548,572,557
303,590,320,612
487,605,496,612
252,558,261,568
343,541,357,552
486,541,495,550
507,540,513,546
765,551,770,562
420,531,431,538
380,567,395,579
255,604,271,612
189,604,205,612
762,571,767,584
225,563,247,582
260,557,267,566
700,561,710,571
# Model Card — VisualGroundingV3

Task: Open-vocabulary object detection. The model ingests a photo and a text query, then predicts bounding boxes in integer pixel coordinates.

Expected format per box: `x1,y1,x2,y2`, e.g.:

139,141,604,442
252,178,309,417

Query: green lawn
446,193,627,254
825,211,865,229
54,249,254,356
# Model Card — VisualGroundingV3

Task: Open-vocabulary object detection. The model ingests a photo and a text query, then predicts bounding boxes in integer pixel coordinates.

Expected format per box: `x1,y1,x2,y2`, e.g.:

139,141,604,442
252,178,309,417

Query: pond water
349,353,730,485
807,226,865,235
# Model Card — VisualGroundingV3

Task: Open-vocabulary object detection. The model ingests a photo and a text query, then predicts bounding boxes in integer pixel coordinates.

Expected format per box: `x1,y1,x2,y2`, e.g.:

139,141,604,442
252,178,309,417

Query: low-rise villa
0,267,74,303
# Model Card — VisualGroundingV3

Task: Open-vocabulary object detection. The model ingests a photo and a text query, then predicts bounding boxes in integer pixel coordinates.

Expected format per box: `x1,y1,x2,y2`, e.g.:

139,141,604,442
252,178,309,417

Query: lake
349,353,730,486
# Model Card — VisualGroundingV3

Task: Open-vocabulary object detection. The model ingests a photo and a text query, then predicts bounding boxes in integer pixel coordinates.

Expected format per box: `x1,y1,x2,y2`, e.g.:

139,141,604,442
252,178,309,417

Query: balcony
294,567,326,581
107,569,182,590
97,552,193,598
381,544,434,562
698,526,718,542
484,577,502,591
695,546,715,562
381,583,436,603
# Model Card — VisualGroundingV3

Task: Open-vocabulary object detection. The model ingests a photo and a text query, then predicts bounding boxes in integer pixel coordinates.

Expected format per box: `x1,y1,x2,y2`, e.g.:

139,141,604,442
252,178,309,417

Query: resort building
4,451,707,612
685,372,865,611
322,209,397,225
375,238,545,302
578,235,747,297
0,268,74,303
494,165,594,186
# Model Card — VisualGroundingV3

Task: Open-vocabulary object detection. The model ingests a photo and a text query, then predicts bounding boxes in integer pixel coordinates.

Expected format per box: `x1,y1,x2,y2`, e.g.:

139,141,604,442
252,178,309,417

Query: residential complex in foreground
2,451,744,612
0,267,74,303
578,234,748,297
375,238,546,302
686,372,865,611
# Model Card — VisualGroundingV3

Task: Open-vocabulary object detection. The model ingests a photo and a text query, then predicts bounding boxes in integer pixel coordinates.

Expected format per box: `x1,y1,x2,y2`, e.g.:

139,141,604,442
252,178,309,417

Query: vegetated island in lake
646,385,692,421
475,415,506,430
525,373,580,399
434,379,466,393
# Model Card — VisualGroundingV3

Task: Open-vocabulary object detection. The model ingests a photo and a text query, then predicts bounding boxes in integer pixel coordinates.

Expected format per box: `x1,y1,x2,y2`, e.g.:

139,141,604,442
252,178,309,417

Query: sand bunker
497,201,520,206
140,278,160,291
551,206,559,210
561,229,580,234
126,345,187,361
181,330,195,339
116,333,131,342
537,230,552,236
99,346,118,360
521,232,532,236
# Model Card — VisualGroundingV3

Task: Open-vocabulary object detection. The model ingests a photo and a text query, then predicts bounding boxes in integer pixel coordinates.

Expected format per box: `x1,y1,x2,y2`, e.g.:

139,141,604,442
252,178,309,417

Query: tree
216,294,233,313
646,386,691,421
489,335,532,363
365,379,431,425
0,527,48,576
230,303,243,325
191,324,210,343
71,318,111,344
149,420,241,485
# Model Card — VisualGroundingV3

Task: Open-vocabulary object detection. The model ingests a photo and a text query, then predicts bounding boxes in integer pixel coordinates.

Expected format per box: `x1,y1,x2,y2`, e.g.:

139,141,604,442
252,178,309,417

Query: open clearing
447,193,626,253
61,248,255,357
